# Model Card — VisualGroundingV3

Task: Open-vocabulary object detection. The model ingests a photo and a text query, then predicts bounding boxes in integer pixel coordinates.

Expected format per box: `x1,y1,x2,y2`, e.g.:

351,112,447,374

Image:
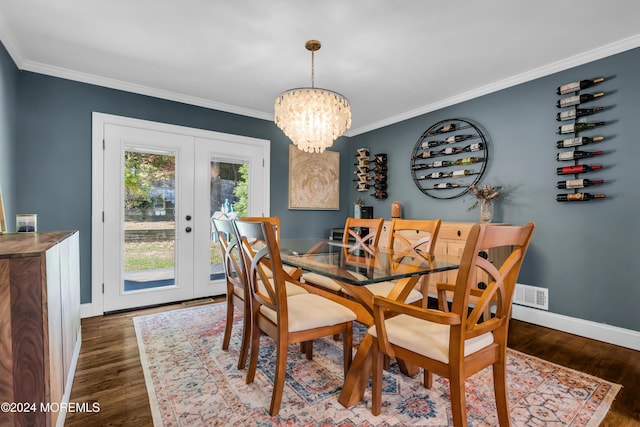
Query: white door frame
87,112,270,317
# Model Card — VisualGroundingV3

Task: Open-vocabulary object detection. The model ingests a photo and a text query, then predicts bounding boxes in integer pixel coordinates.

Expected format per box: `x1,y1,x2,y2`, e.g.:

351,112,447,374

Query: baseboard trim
56,328,82,427
512,305,640,352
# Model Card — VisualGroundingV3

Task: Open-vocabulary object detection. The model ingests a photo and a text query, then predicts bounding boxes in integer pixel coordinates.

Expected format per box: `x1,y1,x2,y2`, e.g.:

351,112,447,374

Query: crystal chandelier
274,40,351,153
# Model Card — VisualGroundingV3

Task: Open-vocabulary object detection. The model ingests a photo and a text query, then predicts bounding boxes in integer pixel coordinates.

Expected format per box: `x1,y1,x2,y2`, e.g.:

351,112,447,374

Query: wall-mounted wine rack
555,77,608,202
410,118,489,199
354,148,388,200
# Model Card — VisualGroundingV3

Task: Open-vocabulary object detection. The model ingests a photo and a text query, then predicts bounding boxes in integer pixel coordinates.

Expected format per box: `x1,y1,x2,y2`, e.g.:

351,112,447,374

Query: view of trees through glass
122,151,248,290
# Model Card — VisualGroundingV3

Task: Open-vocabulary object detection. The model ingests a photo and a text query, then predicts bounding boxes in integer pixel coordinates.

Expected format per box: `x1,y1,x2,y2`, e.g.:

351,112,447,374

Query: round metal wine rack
410,118,489,199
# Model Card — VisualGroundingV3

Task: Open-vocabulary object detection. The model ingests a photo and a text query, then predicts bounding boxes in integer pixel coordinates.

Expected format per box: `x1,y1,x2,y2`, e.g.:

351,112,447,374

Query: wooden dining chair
364,218,442,306
211,218,251,369
237,216,302,280
302,217,385,293
237,216,283,242
369,222,535,426
234,219,359,416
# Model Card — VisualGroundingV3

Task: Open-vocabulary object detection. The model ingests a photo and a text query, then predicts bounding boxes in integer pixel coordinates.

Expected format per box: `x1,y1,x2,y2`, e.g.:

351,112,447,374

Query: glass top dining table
279,238,460,408
280,238,459,286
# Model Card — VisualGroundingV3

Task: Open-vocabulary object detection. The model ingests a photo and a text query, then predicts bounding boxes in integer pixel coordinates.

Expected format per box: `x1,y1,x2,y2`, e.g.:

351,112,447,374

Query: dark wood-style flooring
66,300,640,426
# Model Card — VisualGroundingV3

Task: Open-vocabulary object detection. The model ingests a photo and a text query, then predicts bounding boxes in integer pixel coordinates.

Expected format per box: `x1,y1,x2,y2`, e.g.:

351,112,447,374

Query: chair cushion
260,263,299,279
260,293,356,332
364,281,423,304
301,272,344,292
233,279,308,299
232,285,244,298
368,313,494,364
280,279,309,296
283,264,301,278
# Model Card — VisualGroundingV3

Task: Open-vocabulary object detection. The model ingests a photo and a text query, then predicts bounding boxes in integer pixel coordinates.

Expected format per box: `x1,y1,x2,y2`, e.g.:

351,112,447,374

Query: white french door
192,137,268,298
93,114,269,313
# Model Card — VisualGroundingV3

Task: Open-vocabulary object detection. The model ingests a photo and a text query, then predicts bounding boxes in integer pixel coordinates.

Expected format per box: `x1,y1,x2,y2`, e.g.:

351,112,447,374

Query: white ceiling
1,0,639,136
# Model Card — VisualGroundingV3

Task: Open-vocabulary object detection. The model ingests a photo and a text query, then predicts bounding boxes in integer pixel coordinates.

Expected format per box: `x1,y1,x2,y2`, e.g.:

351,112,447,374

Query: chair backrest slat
237,216,282,243
451,223,535,343
343,217,384,254
235,219,287,315
212,218,246,291
388,218,442,262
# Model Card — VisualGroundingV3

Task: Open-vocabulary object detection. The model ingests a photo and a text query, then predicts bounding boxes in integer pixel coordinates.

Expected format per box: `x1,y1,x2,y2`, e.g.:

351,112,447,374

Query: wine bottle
450,169,472,177
556,77,605,95
434,182,460,190
444,134,475,144
373,165,387,174
422,171,447,179
556,107,604,121
353,167,369,175
556,193,606,202
557,121,605,135
421,140,443,149
353,164,388,173
455,157,481,166
355,184,370,190
413,151,433,159
556,164,602,175
411,163,429,171
556,178,604,189
557,92,604,108
374,153,387,163
556,135,604,148
556,150,604,161
374,182,387,191
462,142,484,152
431,160,454,168
435,123,456,133
371,190,388,199
438,147,462,156
353,160,370,166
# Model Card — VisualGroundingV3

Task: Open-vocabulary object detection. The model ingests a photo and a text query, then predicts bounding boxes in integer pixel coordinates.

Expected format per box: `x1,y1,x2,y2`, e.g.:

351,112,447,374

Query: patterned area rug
133,303,620,426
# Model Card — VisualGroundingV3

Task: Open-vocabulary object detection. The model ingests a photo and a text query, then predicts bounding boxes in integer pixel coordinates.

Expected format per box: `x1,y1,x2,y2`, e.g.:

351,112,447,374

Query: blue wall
2,48,351,305
349,48,640,331
2,39,639,332
0,42,17,227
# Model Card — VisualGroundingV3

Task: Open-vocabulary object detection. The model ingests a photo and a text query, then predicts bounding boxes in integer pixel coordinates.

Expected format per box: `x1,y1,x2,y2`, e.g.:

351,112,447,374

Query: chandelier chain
311,50,315,88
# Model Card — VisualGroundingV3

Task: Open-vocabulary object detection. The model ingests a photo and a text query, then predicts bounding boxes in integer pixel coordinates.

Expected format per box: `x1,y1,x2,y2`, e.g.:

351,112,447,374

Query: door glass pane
210,160,248,281
123,150,176,292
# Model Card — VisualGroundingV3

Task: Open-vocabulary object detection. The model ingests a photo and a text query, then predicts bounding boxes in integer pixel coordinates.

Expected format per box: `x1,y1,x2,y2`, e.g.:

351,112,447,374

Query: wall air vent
513,283,548,310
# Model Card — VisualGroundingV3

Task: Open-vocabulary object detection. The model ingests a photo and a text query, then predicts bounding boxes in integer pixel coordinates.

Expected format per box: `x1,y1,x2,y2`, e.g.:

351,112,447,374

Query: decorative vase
479,200,494,223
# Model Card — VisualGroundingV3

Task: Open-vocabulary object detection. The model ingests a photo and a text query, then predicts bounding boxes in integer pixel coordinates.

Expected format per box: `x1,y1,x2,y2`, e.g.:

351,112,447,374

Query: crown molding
2,23,638,136
347,34,640,136
19,59,274,122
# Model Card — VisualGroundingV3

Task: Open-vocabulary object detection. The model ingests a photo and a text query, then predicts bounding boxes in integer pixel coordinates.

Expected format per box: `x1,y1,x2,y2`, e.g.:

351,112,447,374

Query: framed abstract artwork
288,145,339,210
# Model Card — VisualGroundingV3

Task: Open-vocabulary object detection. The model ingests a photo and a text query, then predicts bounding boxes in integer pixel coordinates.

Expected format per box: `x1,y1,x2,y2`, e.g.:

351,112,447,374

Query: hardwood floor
507,319,640,427
66,301,640,426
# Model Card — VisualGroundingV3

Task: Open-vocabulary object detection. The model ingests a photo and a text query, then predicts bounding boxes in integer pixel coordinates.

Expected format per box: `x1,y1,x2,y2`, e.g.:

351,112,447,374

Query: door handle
185,226,192,233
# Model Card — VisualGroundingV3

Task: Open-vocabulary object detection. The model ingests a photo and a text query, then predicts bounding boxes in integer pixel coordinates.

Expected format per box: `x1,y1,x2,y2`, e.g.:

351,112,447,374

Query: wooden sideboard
0,231,81,427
